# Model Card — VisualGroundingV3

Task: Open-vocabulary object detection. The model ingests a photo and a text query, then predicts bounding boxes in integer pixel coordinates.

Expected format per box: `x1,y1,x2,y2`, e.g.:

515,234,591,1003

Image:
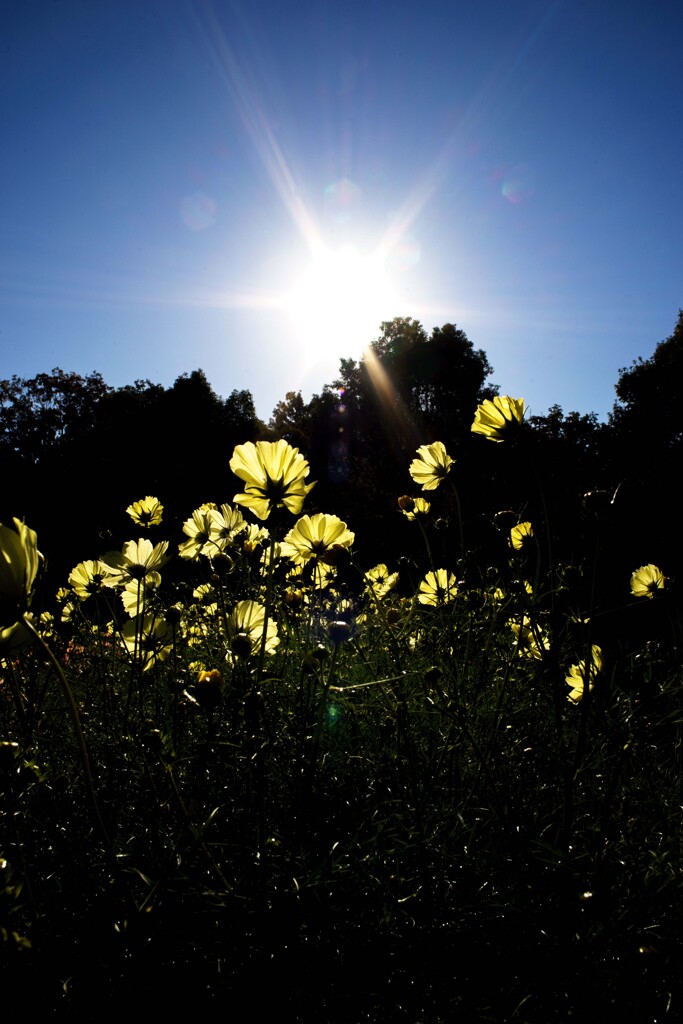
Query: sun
282,243,399,359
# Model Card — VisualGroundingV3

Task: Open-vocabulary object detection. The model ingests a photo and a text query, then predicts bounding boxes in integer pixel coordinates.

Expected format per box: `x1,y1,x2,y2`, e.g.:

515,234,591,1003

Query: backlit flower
179,507,215,561
409,442,453,491
566,645,603,703
208,503,247,551
121,576,160,617
281,513,354,565
630,564,665,599
0,519,41,628
364,564,399,600
471,396,525,442
312,562,337,590
126,496,164,528
230,439,315,520
400,496,431,521
510,522,534,551
122,614,173,671
509,617,550,660
103,539,170,586
418,569,458,606
68,560,113,599
242,523,270,554
227,599,279,657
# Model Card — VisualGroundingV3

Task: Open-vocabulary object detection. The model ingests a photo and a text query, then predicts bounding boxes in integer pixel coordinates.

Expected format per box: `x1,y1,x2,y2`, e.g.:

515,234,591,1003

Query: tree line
2,311,682,617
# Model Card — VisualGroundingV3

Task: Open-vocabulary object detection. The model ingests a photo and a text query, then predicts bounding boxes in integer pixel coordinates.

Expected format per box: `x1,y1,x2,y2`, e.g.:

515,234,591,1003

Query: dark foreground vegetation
1,314,682,1020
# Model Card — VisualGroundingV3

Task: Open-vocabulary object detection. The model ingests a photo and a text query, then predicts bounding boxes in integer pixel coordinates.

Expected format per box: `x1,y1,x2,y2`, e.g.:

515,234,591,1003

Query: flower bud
165,603,183,626
231,632,254,659
328,620,353,646
196,668,224,710
284,587,305,608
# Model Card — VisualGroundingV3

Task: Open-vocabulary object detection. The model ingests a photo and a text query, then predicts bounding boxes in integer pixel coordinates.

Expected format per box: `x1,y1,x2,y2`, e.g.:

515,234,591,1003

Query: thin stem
21,613,111,850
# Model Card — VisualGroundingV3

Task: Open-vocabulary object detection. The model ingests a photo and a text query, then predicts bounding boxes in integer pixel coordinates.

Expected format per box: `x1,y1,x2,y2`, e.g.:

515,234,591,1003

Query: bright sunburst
282,243,399,359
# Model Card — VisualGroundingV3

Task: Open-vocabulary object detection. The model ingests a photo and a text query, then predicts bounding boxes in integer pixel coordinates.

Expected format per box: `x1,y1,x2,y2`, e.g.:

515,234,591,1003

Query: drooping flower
242,523,270,554
281,513,354,565
399,496,431,520
126,496,164,528
364,564,399,600
0,619,31,652
230,440,315,520
418,569,458,606
409,442,454,491
227,599,279,657
566,645,603,703
630,564,666,599
510,521,534,551
471,396,526,442
0,519,41,628
68,560,114,599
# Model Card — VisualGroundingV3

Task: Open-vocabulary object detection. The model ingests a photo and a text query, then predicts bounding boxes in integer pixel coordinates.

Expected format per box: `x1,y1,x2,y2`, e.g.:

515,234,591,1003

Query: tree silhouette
611,309,683,449
605,311,683,581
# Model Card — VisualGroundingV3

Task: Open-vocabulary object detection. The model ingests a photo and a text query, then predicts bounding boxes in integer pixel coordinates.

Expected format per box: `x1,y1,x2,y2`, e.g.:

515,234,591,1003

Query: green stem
21,613,111,850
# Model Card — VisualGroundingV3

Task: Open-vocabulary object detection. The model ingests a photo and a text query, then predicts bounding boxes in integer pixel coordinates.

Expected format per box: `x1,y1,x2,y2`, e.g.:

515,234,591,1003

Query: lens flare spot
324,178,361,224
327,704,340,726
501,165,534,205
390,236,421,271
180,191,217,231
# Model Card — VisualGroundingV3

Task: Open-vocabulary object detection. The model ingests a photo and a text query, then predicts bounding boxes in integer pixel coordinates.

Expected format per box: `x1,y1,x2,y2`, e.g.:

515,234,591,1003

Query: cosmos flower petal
472,396,526,442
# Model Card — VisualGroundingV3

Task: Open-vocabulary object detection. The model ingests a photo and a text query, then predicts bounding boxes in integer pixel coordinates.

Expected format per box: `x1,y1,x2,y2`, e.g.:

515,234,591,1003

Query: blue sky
2,0,681,423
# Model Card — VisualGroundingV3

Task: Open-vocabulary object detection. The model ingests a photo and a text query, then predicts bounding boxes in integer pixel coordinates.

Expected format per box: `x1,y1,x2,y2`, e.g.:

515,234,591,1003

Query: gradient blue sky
2,0,681,423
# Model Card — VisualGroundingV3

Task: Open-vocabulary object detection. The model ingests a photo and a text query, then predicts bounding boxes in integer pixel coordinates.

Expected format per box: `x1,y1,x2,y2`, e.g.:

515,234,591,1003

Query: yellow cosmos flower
364,564,399,600
471,396,526,442
227,599,279,657
566,645,603,703
400,496,431,520
630,564,666,599
179,507,216,561
510,521,534,551
312,562,337,590
208,503,247,551
281,513,354,565
409,442,454,491
242,523,270,553
0,519,41,628
418,569,458,606
121,575,160,617
122,614,173,671
68,560,114,599
126,496,164,528
103,539,170,588
509,617,550,660
230,439,316,520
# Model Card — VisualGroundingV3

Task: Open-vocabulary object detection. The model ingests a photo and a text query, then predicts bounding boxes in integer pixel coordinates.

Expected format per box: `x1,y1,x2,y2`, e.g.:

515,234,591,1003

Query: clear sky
2,0,681,423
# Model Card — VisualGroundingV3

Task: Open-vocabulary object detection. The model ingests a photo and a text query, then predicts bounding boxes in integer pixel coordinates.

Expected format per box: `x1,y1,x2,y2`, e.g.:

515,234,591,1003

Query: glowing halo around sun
282,244,400,360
